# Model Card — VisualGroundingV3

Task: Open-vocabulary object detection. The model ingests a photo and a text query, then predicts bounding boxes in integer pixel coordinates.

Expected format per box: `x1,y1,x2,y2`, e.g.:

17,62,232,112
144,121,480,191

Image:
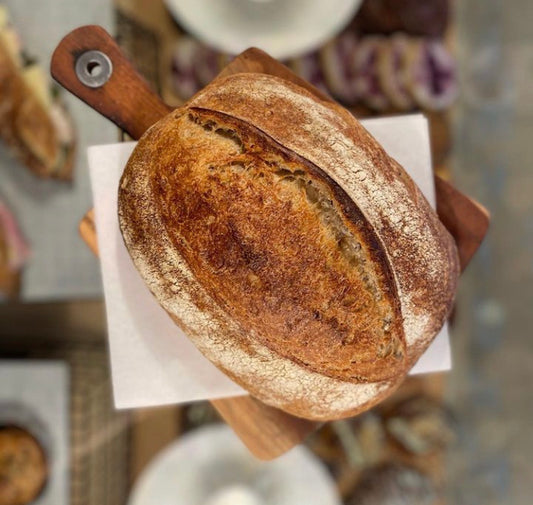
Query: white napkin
88,114,451,409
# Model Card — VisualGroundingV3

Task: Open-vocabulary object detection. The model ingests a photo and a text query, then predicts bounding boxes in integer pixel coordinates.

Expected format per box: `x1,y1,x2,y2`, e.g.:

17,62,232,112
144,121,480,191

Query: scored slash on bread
118,72,459,421
0,5,76,179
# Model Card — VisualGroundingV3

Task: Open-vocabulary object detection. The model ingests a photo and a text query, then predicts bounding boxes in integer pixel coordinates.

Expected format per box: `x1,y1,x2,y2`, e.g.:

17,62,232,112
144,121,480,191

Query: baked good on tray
0,6,75,180
118,73,459,421
0,426,47,505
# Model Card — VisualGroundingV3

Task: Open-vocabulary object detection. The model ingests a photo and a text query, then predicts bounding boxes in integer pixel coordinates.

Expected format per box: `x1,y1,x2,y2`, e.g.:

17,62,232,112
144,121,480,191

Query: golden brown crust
118,73,459,420
0,40,75,180
153,107,405,383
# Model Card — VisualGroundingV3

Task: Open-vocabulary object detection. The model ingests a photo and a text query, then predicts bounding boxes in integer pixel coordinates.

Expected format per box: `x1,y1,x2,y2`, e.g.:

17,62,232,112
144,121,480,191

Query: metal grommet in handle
75,50,113,88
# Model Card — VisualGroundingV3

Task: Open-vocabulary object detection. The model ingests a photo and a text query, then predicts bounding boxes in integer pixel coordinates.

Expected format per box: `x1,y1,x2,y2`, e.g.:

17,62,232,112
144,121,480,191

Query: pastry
0,426,47,505
376,34,414,111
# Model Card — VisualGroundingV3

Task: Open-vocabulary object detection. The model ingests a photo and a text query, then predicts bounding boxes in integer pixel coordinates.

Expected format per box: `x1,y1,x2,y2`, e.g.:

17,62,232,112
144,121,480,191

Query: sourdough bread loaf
118,73,459,420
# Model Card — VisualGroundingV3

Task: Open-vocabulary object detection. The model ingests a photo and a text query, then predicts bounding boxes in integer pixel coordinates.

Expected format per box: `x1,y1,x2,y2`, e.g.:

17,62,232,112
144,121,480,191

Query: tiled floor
446,1,533,502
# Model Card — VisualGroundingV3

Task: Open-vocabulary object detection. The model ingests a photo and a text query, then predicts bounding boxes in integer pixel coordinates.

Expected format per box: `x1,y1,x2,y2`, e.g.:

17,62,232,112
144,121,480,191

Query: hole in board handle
87,60,102,77
75,50,112,88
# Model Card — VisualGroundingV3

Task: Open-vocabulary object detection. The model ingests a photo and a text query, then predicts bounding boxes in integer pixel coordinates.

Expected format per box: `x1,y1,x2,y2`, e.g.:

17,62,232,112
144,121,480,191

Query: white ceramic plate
164,0,362,60
128,424,341,505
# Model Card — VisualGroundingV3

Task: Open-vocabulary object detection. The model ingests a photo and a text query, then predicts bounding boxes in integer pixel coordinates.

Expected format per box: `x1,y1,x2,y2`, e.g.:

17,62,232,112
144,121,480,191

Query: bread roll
118,73,459,421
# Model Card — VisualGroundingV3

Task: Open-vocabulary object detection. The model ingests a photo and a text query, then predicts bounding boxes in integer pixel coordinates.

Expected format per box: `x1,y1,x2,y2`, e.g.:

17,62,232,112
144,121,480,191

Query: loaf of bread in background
0,6,75,180
118,73,459,421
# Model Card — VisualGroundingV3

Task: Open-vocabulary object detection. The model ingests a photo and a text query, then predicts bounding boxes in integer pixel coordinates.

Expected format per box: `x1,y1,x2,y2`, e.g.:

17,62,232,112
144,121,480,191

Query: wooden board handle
51,25,172,140
212,396,317,460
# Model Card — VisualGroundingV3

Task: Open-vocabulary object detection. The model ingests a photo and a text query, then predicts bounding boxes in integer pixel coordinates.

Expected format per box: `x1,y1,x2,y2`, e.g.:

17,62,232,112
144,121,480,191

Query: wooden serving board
51,25,489,461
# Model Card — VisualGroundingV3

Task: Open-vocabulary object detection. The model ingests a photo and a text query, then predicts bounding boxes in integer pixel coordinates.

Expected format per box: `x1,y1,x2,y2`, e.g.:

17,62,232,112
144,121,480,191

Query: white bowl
164,0,362,60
